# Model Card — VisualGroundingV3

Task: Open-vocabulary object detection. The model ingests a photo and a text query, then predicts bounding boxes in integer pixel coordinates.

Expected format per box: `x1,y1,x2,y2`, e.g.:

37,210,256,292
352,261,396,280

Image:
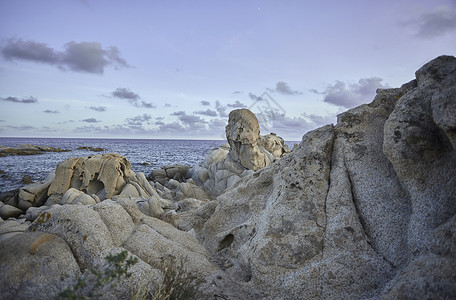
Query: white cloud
111,87,156,108
314,77,387,109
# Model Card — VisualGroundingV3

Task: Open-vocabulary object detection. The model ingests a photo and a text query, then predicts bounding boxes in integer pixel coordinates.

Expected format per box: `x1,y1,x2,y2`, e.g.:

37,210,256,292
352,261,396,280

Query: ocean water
0,137,225,193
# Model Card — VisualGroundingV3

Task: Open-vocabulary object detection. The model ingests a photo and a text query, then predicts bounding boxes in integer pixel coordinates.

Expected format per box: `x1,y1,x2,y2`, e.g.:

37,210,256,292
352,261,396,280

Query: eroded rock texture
1,55,455,300
197,55,456,299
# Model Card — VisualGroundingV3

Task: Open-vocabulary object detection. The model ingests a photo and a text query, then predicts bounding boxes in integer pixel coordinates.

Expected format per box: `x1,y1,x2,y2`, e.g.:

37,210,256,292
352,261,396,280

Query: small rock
0,204,23,219
21,175,34,185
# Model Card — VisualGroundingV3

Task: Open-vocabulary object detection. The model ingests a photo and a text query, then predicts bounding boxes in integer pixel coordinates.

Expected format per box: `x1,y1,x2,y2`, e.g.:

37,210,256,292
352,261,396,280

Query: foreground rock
196,55,456,299
0,200,220,299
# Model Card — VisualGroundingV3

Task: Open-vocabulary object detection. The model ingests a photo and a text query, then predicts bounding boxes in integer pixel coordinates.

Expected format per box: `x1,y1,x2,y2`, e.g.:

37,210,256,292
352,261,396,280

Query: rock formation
189,109,289,197
0,55,455,299
0,144,71,157
197,55,456,299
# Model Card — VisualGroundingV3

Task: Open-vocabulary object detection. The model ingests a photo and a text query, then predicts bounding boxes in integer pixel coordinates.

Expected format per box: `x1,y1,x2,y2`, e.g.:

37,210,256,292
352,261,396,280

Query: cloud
140,101,156,108
1,38,129,74
215,100,227,117
201,100,211,106
43,109,59,114
252,108,337,140
126,114,152,126
178,114,207,129
171,111,186,116
112,87,139,100
268,81,302,95
1,96,38,103
157,122,185,133
5,125,36,131
194,109,218,117
405,5,456,38
314,77,387,109
111,87,156,108
171,111,208,129
89,106,107,112
209,118,227,128
82,118,100,123
227,100,247,108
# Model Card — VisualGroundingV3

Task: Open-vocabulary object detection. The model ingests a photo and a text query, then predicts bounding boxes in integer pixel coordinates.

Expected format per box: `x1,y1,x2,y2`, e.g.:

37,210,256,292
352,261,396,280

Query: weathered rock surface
1,199,220,299
1,55,455,299
0,231,81,299
196,55,456,299
187,110,288,197
48,153,136,200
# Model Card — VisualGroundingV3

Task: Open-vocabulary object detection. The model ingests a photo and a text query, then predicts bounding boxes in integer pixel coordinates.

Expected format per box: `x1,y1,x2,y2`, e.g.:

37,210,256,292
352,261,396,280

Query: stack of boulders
189,109,290,197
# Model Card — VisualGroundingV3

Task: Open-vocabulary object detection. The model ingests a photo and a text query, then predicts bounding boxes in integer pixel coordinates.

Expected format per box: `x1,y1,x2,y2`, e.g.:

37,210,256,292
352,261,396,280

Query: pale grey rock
136,196,165,218
154,182,175,200
176,198,208,213
199,125,335,297
0,232,81,300
432,86,456,149
60,188,97,205
92,200,135,247
124,215,218,278
165,178,180,190
383,56,456,256
0,220,29,242
202,144,230,168
175,181,210,201
29,204,114,270
258,133,289,157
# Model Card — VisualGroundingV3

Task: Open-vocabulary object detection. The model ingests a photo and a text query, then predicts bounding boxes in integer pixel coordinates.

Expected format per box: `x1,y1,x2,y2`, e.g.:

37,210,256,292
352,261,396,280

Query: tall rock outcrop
196,55,456,299
189,108,289,197
225,109,267,171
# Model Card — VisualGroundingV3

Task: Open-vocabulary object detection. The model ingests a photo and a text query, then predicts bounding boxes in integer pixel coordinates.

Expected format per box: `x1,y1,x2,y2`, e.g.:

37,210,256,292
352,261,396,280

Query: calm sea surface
0,137,225,192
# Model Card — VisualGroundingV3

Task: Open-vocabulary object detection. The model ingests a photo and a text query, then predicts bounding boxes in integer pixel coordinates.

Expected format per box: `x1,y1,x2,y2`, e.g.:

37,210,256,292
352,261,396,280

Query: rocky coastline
0,55,455,299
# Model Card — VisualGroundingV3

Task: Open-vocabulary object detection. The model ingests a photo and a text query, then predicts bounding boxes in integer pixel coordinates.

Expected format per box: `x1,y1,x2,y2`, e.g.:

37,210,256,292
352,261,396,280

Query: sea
0,137,226,193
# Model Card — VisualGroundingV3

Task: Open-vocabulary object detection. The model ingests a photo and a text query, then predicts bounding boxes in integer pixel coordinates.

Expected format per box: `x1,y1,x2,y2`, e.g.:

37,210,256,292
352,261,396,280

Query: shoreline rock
0,144,71,157
0,55,455,299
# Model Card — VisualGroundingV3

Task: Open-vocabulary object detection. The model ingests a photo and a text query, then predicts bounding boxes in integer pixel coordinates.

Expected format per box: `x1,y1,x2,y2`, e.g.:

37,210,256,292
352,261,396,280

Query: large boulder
0,231,81,299
196,55,456,299
225,109,268,171
48,153,136,200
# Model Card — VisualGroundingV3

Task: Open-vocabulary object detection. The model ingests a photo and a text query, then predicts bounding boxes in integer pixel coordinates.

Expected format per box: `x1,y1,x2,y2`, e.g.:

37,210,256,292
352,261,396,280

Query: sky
0,0,455,141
